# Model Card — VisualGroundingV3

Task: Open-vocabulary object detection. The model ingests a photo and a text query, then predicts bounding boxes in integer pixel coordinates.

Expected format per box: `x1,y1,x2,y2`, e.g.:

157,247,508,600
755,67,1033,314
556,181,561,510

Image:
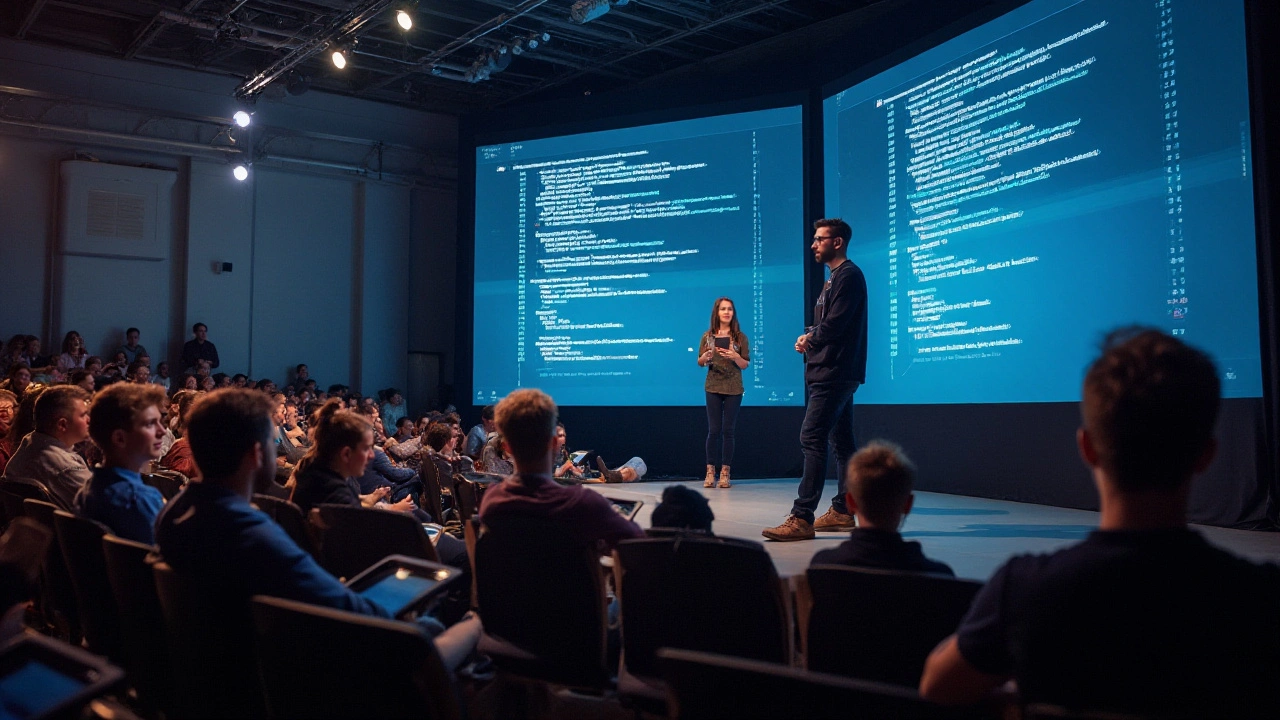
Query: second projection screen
474,106,805,407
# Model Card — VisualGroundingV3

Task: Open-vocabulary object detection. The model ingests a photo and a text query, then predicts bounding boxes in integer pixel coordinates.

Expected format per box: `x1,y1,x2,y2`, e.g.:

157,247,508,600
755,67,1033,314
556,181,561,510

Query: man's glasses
812,235,836,243
0,406,15,415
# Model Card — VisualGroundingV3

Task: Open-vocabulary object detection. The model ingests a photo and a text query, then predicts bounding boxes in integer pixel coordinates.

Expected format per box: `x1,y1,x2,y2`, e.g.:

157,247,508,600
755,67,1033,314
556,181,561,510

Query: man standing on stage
763,218,868,541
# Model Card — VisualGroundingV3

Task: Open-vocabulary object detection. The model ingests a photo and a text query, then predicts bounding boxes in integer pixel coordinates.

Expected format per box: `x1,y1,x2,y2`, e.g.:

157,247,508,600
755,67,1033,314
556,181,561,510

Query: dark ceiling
2,0,867,114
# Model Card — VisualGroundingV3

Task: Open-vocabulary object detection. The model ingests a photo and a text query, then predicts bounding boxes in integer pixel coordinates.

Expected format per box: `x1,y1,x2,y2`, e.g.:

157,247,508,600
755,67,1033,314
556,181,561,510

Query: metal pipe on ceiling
0,116,243,157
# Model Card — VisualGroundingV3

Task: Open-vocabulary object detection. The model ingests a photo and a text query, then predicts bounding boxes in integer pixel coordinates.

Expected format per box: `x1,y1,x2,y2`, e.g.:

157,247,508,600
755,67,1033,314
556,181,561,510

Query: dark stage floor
587,478,1280,580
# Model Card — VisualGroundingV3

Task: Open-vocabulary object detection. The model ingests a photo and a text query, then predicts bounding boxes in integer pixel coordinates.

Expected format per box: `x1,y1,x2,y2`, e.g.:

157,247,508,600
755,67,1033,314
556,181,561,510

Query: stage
587,479,1280,581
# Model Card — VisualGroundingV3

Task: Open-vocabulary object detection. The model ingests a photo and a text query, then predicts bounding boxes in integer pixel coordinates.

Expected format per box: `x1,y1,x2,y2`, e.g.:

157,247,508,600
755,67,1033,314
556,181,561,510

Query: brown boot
703,465,716,488
813,506,857,532
717,465,731,489
595,456,623,483
761,515,815,541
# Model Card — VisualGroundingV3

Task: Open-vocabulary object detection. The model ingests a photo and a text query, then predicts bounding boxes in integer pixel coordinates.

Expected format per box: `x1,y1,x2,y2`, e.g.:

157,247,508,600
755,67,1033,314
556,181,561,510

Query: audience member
127,361,152,384
0,390,15,472
0,388,41,474
478,433,514,476
180,322,219,372
919,329,1280,717
1,385,92,509
151,361,170,389
380,388,406,436
118,327,148,365
270,393,307,466
0,337,25,376
809,440,952,575
553,422,585,481
74,383,167,544
200,375,216,392
159,390,201,478
289,399,413,516
57,331,88,374
593,454,648,484
479,389,643,548
68,370,95,394
20,337,56,380
230,373,246,388
465,404,495,458
650,484,715,533
291,364,311,392
154,389,480,667
0,364,33,400
174,373,198,394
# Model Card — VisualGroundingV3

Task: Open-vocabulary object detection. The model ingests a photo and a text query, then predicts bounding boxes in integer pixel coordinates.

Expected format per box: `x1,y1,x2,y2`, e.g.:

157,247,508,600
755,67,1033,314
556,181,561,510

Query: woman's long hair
291,398,372,486
705,296,745,349
61,331,84,357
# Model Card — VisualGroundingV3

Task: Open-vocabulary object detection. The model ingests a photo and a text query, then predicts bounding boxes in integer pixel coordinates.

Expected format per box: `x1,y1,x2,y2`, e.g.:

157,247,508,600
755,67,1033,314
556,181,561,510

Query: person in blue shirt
74,383,167,544
155,389,479,664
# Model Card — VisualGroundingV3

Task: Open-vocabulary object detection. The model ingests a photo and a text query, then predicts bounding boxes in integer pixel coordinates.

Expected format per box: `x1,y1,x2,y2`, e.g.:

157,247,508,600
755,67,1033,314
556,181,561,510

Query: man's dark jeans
790,381,858,524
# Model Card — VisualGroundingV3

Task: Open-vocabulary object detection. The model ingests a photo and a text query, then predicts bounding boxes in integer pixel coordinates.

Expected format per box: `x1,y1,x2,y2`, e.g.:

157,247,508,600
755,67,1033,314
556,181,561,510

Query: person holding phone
697,297,750,488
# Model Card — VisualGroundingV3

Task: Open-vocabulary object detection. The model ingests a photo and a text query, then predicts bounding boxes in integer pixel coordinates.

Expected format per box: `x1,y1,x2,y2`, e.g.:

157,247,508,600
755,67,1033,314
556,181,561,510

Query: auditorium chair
141,470,186,501
452,477,484,522
474,516,613,690
805,564,982,686
101,534,175,717
308,503,438,581
250,595,464,720
153,560,267,719
657,648,987,720
22,498,80,642
52,510,123,660
252,493,319,559
0,632,127,720
0,478,58,529
418,459,447,524
612,534,790,706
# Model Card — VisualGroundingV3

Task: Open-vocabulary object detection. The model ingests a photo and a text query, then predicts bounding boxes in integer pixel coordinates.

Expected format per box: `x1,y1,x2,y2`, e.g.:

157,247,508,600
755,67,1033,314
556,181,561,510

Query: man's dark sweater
810,528,954,576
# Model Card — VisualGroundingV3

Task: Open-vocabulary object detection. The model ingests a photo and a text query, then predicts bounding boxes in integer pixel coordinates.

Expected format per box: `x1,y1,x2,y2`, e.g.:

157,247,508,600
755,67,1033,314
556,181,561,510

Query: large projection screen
823,0,1263,405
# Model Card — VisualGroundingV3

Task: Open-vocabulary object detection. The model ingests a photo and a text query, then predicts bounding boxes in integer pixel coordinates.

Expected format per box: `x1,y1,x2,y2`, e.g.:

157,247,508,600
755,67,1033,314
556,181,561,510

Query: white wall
0,37,457,397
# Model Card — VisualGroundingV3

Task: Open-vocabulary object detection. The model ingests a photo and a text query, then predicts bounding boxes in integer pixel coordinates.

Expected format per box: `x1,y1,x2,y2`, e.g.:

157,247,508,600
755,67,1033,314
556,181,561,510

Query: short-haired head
845,440,916,527
480,404,495,422
186,389,276,481
424,421,453,452
1081,327,1220,492
88,382,167,448
192,322,207,333
494,389,557,466
650,484,715,532
34,385,91,435
813,218,852,243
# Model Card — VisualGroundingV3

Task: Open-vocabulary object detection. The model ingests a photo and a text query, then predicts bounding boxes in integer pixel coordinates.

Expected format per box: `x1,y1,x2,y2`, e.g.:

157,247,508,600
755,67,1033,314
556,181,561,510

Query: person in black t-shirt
809,440,952,576
920,328,1280,717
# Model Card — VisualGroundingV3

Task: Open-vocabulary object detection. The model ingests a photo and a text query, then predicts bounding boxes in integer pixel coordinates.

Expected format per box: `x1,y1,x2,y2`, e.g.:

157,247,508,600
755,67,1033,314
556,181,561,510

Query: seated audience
380,388,406,437
118,327,148,365
0,388,39,474
1,386,91,508
0,336,26,377
127,361,152,384
20,337,56,381
0,390,16,471
289,399,414,516
593,454,648,484
57,331,88,375
357,446,422,505
291,364,311,392
74,383,167,544
270,393,308,466
553,422,586,481
465,404,495,458
159,390,202,478
650,484,715,534
232,373,248,388
478,433,514,476
919,329,1280,717
151,361,170,389
809,440,952,575
69,370,95,394
479,389,643,548
154,389,480,662
0,364,33,401
423,422,471,482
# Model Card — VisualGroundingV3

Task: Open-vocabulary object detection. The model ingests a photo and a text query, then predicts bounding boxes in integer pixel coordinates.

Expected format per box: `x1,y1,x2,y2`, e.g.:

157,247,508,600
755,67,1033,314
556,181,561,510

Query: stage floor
588,478,1280,581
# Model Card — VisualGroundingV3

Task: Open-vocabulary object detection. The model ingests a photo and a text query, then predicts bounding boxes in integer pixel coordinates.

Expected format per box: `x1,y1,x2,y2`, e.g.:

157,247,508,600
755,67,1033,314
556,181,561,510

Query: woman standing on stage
697,297,750,488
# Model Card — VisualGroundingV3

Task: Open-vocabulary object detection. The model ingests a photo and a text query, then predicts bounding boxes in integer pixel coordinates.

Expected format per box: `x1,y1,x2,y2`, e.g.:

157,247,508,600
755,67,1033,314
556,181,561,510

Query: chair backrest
252,494,319,558
453,478,481,522
310,503,437,581
101,534,174,716
657,648,977,720
613,535,789,681
153,560,266,719
52,510,122,660
474,516,611,687
806,565,982,686
2,477,58,518
418,459,445,524
250,595,463,720
22,498,80,640
142,471,185,501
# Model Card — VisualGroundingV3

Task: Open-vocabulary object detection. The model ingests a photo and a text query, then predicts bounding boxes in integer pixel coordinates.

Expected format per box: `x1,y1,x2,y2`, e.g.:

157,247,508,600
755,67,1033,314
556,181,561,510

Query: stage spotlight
331,46,348,69
233,164,249,181
396,8,413,30
232,110,251,127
